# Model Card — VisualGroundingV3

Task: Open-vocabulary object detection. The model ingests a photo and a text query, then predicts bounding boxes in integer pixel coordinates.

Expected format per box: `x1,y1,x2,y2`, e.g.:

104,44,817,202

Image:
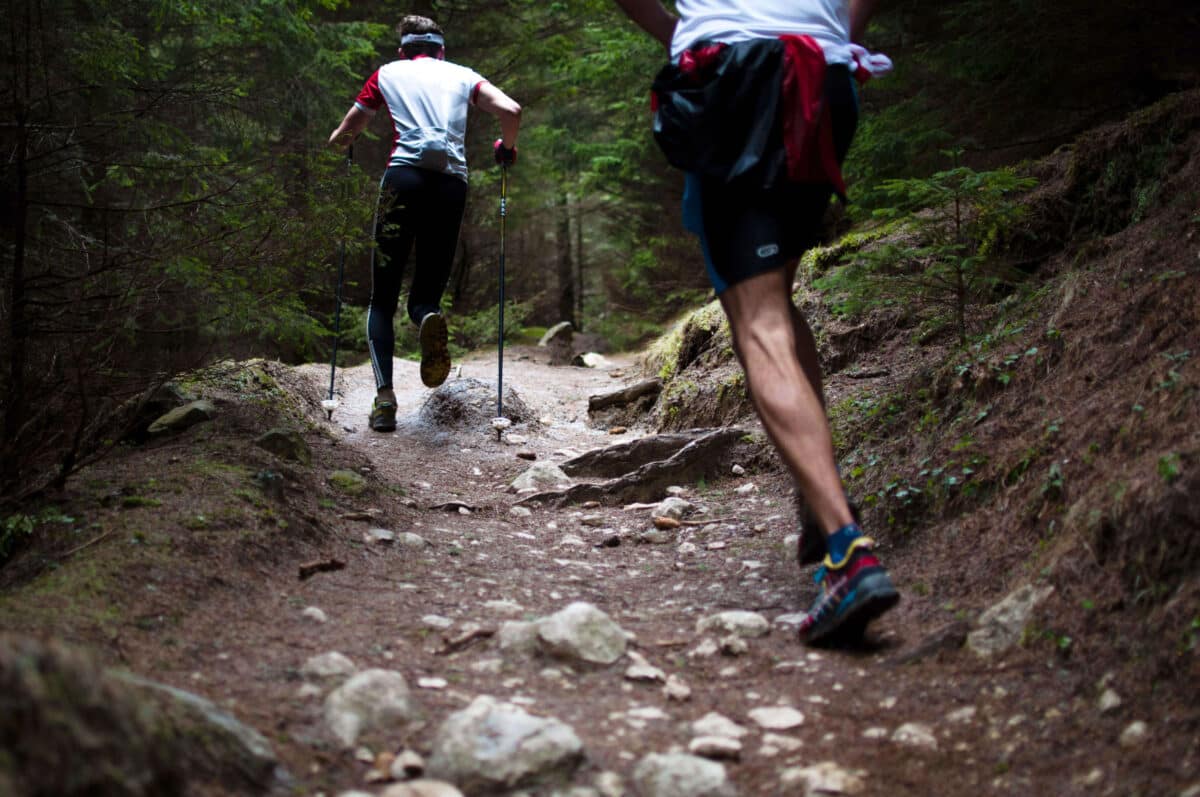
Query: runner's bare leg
719,265,852,536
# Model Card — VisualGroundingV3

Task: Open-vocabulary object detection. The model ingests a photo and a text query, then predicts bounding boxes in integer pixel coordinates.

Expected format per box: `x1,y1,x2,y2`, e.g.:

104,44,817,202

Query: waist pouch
652,38,788,188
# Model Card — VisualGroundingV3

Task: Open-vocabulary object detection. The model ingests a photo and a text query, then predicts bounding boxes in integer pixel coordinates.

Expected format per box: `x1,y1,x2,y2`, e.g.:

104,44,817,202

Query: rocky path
128,347,1164,797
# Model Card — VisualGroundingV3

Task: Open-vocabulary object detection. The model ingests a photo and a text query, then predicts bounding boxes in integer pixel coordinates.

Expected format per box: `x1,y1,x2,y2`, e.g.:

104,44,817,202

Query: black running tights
367,166,467,390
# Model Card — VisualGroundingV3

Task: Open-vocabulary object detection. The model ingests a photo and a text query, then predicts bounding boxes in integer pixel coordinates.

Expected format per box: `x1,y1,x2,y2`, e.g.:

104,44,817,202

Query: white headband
401,33,444,47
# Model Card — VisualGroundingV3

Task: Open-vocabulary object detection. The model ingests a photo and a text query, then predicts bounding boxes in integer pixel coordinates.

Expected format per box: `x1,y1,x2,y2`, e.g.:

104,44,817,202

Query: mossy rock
254,428,311,465
328,469,367,496
147,400,217,435
0,635,279,796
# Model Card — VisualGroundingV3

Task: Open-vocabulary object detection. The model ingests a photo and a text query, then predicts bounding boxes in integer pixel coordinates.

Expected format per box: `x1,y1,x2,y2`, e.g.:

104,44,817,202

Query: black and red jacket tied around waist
651,35,848,198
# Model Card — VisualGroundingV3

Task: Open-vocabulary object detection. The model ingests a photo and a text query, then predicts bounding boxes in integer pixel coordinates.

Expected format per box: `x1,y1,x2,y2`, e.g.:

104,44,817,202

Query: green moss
327,469,367,496
121,496,162,509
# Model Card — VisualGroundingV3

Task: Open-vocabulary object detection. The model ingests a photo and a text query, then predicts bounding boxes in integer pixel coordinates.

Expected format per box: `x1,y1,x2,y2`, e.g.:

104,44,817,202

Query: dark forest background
2,0,1197,499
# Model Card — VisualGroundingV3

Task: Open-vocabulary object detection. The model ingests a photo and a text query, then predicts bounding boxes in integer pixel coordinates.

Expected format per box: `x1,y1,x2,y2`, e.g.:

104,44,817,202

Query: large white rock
512,461,572,491
536,602,628,665
323,669,414,748
633,752,736,797
426,696,584,793
696,611,770,638
967,584,1054,656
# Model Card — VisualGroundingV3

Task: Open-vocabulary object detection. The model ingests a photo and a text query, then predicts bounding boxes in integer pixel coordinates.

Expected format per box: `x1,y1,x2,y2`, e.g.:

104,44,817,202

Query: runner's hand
494,139,517,166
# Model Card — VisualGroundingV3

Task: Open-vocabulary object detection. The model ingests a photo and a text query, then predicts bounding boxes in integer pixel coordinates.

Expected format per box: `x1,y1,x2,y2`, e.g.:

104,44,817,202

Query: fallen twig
60,529,116,558
298,558,346,581
436,624,494,655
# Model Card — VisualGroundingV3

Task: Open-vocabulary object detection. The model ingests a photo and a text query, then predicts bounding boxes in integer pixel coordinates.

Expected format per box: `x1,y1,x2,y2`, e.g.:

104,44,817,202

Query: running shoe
419,312,451,388
796,496,862,566
797,536,899,645
368,399,397,432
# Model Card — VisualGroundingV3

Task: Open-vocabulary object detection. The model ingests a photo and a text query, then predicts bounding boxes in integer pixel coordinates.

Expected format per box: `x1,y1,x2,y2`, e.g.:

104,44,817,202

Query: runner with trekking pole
328,14,521,433
613,0,900,645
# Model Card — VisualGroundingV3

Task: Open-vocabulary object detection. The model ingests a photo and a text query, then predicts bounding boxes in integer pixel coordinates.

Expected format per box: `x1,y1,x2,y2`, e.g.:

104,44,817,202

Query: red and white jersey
355,57,486,180
671,0,854,65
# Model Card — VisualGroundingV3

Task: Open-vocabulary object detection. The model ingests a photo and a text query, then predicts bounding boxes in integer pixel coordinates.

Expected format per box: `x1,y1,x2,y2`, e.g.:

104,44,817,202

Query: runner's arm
328,106,371,149
850,0,878,43
612,0,677,49
474,82,522,149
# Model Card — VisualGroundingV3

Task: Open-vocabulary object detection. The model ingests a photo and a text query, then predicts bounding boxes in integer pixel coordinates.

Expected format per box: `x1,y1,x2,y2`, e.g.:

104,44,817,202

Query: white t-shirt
670,0,853,65
355,57,486,180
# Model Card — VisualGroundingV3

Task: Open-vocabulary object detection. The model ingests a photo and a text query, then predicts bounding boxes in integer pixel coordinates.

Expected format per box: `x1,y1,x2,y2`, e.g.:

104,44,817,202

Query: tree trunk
573,198,585,332
555,192,575,326
3,5,31,488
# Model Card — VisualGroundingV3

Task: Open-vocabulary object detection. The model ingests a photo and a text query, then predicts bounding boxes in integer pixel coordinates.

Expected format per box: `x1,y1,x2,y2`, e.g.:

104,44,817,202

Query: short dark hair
397,15,444,58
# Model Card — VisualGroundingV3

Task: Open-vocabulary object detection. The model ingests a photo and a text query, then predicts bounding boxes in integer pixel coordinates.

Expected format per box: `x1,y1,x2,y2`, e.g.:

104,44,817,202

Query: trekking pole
323,144,353,420
496,164,508,421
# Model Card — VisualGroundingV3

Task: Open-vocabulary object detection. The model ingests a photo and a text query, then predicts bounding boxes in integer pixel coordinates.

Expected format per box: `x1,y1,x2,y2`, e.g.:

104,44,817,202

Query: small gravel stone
697,610,770,638
1119,720,1148,748
1098,688,1122,713
663,674,692,702
625,650,667,683
423,615,454,630
891,722,938,751
780,761,865,795
391,749,426,779
689,735,742,760
302,606,328,624
691,712,749,740
946,706,977,723
748,706,805,730
719,636,748,656
762,733,803,751
301,651,356,680
510,506,533,518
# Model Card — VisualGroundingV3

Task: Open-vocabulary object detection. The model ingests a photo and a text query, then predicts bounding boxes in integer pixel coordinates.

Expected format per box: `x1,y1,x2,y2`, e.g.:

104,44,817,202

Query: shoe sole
369,411,397,433
804,572,900,646
419,314,451,388
369,416,396,432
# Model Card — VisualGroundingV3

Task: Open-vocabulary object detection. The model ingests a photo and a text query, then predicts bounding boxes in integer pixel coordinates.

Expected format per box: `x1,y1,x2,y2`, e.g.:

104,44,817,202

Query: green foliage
1,514,36,564
1157,453,1182,485
447,300,533,355
818,151,1036,343
2,0,381,494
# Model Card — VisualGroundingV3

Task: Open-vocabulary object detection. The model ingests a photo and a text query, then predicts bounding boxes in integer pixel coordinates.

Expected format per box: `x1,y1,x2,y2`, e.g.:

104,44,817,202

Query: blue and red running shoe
797,536,899,645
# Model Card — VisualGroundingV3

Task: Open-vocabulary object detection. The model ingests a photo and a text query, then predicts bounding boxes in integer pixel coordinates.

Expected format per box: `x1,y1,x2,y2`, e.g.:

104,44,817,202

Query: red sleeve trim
355,70,384,113
471,80,487,106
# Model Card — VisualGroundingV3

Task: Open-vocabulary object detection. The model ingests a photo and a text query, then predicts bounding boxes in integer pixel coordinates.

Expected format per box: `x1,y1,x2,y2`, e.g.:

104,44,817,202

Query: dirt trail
150,346,1147,796
1,343,1184,797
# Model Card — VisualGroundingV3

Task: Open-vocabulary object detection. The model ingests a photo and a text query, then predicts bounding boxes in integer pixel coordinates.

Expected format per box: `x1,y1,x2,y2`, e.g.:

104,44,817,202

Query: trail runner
613,0,899,645
329,15,521,432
